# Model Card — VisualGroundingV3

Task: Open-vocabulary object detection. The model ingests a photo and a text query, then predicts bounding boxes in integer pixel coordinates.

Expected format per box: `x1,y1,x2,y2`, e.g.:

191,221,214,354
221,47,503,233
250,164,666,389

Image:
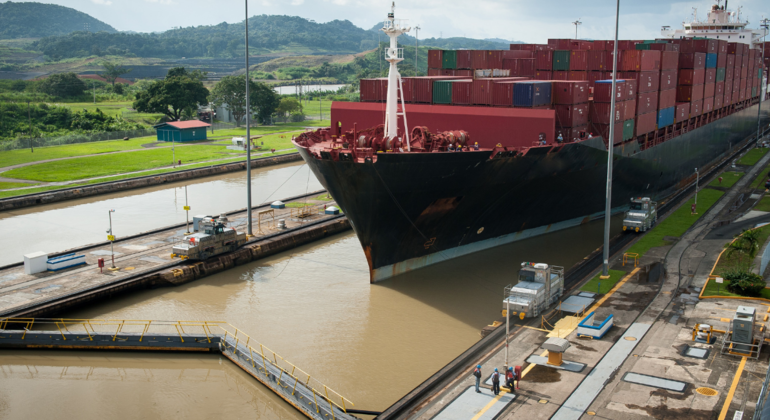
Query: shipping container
533,44,553,51
703,96,714,113
633,71,661,93
637,90,659,115
660,69,678,90
704,82,715,98
471,50,489,69
605,50,621,72
717,40,728,54
587,50,606,71
705,53,717,68
674,102,690,122
455,69,474,77
593,121,624,144
678,68,705,85
456,50,472,69
553,81,589,104
661,51,679,70
714,94,723,109
635,111,657,136
428,50,443,69
433,80,454,104
592,40,609,51
691,99,703,116
442,50,457,69
552,71,569,80
548,39,571,50
677,84,704,102
502,51,533,59
555,103,589,127
725,65,734,81
623,79,638,99
649,43,679,52
491,81,519,107
589,101,623,124
705,68,717,84
716,67,726,82
733,78,740,93
657,106,675,128
513,81,552,107
502,59,535,76
569,50,588,70
715,81,725,96
359,78,387,102
679,52,707,69
488,50,503,70
470,77,528,106
620,50,662,71
727,42,743,55
724,90,732,105
716,53,727,68
727,54,736,69
534,71,553,80
658,88,677,109
623,98,637,120
570,40,594,50
536,51,554,70
553,51,570,71
623,119,635,141
587,71,606,89
594,80,626,102
555,125,588,143
568,71,588,81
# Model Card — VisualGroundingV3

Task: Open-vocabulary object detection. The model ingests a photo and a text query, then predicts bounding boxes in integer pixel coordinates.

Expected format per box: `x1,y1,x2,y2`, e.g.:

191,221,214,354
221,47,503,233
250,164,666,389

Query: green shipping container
635,44,650,50
716,67,725,82
759,68,764,79
441,50,457,69
433,80,453,104
623,119,635,141
752,87,758,98
553,50,570,71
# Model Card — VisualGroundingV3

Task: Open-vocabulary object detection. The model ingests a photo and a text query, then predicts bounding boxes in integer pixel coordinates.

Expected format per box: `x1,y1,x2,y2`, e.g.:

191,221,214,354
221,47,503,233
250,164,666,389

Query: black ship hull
297,102,769,282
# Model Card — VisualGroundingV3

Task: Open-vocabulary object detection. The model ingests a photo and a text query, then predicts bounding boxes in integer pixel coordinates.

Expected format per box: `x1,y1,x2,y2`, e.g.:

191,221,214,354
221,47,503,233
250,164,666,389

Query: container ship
293,4,770,283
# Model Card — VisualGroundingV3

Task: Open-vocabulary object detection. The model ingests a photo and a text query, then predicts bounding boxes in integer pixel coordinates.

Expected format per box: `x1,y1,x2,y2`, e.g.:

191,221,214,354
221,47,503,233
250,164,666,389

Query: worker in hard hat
491,368,500,395
473,364,482,393
473,142,479,151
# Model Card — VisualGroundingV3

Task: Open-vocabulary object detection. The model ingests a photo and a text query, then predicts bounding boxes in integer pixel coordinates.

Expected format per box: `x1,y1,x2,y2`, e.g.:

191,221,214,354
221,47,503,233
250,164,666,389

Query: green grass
316,193,333,201
0,181,36,189
2,146,248,182
709,172,743,188
581,269,626,294
701,277,770,299
626,189,725,257
752,164,770,189
0,136,170,168
713,224,770,274
56,101,133,117
755,196,770,212
298,100,333,120
285,202,312,208
211,130,302,150
738,148,770,166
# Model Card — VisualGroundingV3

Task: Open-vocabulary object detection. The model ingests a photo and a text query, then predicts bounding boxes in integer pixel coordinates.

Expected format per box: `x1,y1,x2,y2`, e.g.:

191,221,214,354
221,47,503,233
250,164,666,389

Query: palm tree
724,228,761,269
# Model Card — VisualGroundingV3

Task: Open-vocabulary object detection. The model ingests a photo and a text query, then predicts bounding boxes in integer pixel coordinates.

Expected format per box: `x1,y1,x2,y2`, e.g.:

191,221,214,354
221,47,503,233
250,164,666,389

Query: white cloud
144,0,177,4
291,0,304,5
90,0,112,5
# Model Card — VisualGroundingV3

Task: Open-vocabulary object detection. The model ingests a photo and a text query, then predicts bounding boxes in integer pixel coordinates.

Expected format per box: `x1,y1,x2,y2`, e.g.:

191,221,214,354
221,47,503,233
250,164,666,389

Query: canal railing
0,318,356,420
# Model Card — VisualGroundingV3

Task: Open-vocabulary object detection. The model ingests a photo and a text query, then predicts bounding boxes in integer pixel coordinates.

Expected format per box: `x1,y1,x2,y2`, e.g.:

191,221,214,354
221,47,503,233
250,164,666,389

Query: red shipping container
589,102,623,124
740,79,747,90
509,44,523,50
740,66,748,79
555,125,588,143
658,88,676,109
717,53,727,68
679,68,705,85
594,81,626,102
568,71,588,81
741,54,749,68
636,71,661,93
703,97,714,113
635,111,657,136
660,69,678,89
555,103,589,127
471,78,528,105
724,90,732,105
570,40,593,50
491,81,524,107
440,69,454,76
400,77,414,102
704,82,715,98
661,51,679,70
716,81,725,96
725,66,734,81
679,53,706,69
456,50,472,69
359,78,386,102
623,99,636,120
705,68,717,84
533,44,554,51
622,79,637,99
454,69,473,77
714,94,723,109
471,50,488,69
733,78,740,93
548,39,571,50
553,81,589,104
487,50,503,69
593,122,624,144
718,40,728,54
674,102,690,122
587,71,605,89
677,84,704,102
592,40,609,51
618,40,639,50
727,43,742,55
650,43,680,52
501,50,532,59
587,50,606,71
727,54,736,69
427,68,441,76
637,91,659,115
536,51,553,70
707,39,718,53
451,80,472,105
552,71,569,80
428,50,443,69
534,71,552,80
691,100,703,116
606,50,621,72
620,50,661,71
569,50,588,70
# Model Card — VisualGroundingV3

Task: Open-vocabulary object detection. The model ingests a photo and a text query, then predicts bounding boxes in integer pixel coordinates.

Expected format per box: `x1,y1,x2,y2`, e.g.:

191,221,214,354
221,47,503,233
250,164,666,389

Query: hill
0,1,116,40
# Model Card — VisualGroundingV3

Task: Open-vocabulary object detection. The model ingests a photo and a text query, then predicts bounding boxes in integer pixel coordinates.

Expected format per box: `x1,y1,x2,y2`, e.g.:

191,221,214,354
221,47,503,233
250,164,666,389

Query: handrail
0,317,354,412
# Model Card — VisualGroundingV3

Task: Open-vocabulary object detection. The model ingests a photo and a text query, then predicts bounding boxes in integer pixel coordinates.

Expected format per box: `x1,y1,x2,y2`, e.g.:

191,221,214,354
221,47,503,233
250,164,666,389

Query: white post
505,296,510,370
601,0,620,278
381,2,411,144
245,0,253,237
108,209,116,269
185,185,190,234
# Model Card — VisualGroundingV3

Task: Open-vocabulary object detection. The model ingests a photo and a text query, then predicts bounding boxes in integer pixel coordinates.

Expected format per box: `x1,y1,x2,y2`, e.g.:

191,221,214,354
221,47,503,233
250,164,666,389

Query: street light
601,1,620,278
245,0,253,237
695,167,699,207
758,18,769,144
107,209,116,269
414,25,421,72
572,19,582,40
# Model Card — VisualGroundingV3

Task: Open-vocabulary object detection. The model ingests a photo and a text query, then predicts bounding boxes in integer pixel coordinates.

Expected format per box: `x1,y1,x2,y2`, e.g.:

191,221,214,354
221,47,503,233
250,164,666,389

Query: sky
35,0,769,42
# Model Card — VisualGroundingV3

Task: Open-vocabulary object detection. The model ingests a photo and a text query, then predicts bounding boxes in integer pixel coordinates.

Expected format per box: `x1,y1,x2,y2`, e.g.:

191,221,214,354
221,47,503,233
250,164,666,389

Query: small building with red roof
153,120,211,142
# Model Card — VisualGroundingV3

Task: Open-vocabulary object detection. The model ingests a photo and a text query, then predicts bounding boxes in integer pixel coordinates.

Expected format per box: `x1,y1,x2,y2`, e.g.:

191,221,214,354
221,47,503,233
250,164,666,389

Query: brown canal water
0,217,621,419
0,161,322,266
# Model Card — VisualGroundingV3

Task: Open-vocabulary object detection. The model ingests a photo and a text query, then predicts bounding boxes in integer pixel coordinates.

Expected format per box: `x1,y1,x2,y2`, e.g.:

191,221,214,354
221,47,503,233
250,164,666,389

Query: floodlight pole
601,0,620,278
245,0,253,236
758,19,769,144
573,19,582,39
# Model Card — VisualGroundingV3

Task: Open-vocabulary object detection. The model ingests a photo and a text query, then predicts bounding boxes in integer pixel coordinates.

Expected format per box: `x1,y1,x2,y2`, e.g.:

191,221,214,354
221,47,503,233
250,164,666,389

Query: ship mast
381,2,411,150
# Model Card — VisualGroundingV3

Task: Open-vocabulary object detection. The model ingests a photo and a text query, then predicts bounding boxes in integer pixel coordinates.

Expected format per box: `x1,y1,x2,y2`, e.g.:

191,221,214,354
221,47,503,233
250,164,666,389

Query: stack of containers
513,81,552,108
676,40,706,119
470,77,530,106
620,48,663,138
659,48,680,125
553,81,589,141
552,50,570,80
589,80,625,144
714,40,727,110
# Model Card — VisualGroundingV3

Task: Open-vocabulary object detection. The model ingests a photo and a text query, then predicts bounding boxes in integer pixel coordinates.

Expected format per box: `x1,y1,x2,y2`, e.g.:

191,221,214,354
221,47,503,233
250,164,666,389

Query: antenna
572,19,582,39
381,2,412,149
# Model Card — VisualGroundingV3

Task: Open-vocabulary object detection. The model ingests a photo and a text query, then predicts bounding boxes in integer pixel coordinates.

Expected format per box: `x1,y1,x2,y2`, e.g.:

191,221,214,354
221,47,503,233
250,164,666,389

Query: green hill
0,1,116,39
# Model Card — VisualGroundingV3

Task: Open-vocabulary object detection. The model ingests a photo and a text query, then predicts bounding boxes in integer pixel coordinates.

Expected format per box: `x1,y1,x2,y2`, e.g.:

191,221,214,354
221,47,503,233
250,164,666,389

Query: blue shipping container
705,53,717,69
513,81,552,107
656,106,675,128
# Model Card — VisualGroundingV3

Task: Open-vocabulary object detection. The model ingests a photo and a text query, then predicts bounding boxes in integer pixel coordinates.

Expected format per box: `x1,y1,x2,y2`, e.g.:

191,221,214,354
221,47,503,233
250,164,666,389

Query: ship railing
0,318,355,413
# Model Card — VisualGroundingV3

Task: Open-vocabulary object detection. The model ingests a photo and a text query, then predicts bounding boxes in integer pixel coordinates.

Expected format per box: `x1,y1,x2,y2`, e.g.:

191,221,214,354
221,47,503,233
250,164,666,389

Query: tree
209,75,279,126
724,228,761,269
132,67,209,121
38,72,86,98
100,61,132,86
276,97,302,122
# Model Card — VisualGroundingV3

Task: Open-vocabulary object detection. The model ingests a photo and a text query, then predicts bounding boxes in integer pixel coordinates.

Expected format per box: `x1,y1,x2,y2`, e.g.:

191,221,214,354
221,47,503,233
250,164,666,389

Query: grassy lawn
2,146,247,182
709,171,743,188
755,196,770,212
626,188,724,257
0,181,37,189
701,277,770,299
752,164,770,189
316,193,333,201
738,148,770,166
0,136,170,168
299,100,333,120
55,101,134,117
285,202,312,208
713,224,770,274
211,131,302,149
581,269,626,295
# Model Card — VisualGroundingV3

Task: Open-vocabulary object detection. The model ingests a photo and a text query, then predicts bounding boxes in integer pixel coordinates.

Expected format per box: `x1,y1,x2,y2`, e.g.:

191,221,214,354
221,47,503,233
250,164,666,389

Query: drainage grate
696,387,718,396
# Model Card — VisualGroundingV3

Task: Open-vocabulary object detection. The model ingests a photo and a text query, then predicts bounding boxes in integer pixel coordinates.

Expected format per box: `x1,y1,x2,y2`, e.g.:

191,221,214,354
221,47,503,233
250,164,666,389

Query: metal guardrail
0,317,354,414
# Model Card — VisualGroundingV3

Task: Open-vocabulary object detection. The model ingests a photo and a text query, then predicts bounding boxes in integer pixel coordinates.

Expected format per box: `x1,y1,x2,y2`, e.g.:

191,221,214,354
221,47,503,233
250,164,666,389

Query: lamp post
601,0,620,278
572,19,582,40
414,25,421,72
695,168,699,206
505,289,510,370
107,209,116,269
245,0,253,237
758,18,769,144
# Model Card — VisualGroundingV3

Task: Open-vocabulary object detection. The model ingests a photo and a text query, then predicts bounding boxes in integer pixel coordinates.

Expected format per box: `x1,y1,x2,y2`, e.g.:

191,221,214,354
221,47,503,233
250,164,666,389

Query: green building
154,121,211,142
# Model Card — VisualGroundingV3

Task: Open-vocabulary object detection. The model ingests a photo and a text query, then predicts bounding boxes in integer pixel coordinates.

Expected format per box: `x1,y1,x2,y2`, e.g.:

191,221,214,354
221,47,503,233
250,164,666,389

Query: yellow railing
0,318,354,414
623,252,640,267
289,204,325,219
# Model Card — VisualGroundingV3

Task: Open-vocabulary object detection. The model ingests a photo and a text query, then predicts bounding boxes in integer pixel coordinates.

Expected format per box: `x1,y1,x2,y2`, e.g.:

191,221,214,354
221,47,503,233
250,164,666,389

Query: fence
760,239,770,275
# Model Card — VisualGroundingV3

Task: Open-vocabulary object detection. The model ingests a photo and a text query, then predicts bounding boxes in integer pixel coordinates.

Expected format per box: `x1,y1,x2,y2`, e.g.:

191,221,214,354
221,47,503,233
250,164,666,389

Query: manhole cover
538,399,548,404
624,336,638,341
696,387,718,396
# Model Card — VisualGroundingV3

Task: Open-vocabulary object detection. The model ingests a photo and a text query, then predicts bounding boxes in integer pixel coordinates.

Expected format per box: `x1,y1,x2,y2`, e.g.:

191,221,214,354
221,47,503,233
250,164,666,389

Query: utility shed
154,120,211,142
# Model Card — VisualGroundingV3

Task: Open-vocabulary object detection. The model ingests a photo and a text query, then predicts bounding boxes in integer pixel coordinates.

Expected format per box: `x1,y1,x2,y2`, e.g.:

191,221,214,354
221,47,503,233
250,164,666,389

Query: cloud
291,0,304,5
90,0,112,5
144,0,177,4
